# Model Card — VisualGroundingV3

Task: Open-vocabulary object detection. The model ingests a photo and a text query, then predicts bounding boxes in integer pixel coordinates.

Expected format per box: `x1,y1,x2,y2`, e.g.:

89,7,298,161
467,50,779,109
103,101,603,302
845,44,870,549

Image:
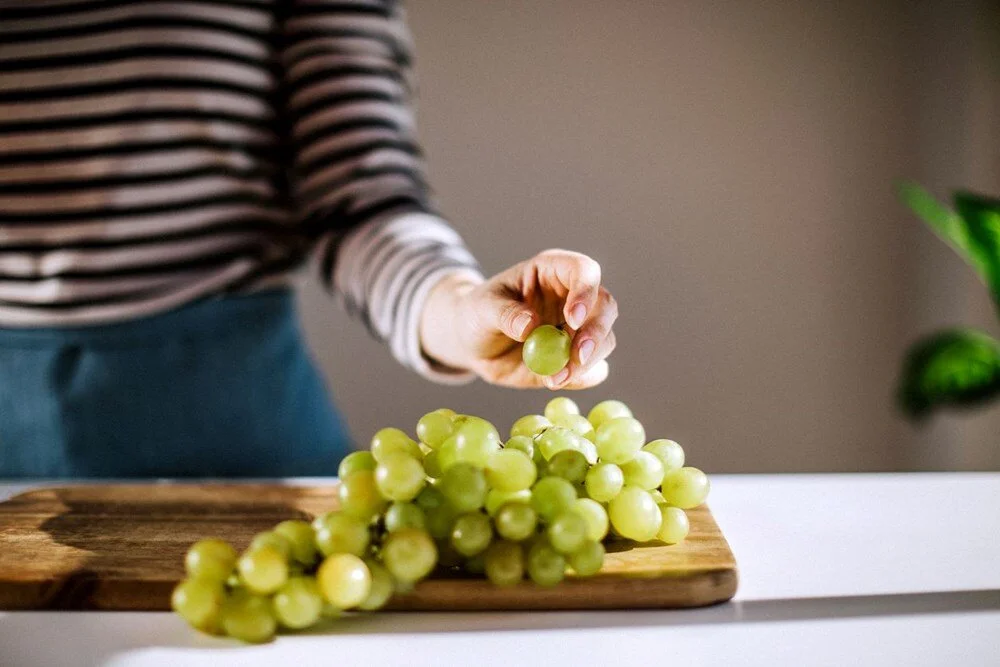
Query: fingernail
579,339,595,365
550,369,570,386
514,312,533,338
569,303,586,328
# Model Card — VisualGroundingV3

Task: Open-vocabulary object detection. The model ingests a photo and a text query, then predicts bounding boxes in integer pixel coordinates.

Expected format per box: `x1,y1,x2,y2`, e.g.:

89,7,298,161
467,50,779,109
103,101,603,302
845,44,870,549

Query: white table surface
1,473,998,667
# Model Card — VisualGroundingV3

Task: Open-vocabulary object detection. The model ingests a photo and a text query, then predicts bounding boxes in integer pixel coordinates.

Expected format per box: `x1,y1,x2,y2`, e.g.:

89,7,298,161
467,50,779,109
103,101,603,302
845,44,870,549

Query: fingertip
513,310,536,341
565,284,600,329
545,368,570,389
566,302,587,329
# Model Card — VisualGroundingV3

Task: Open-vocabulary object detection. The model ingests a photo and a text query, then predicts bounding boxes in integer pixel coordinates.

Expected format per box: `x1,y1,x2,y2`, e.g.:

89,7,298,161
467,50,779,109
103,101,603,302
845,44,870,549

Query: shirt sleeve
279,0,481,383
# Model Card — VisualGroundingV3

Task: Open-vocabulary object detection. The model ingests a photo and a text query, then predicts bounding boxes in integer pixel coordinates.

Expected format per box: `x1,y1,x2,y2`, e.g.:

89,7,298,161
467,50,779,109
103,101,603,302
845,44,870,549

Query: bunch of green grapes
172,398,709,642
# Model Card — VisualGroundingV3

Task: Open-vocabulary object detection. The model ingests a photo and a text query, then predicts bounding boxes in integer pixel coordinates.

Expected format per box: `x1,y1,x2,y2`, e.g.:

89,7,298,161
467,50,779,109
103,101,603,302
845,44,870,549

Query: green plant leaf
953,190,1000,298
898,328,1000,419
896,182,989,283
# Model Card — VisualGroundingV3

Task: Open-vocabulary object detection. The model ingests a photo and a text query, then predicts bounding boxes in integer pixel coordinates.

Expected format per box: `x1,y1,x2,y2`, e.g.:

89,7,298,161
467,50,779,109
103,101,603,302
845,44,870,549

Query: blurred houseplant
897,185,1000,419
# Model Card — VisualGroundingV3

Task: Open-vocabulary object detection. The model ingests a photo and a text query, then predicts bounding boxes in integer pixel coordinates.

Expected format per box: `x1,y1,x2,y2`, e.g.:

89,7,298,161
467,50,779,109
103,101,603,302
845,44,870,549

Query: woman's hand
420,249,618,389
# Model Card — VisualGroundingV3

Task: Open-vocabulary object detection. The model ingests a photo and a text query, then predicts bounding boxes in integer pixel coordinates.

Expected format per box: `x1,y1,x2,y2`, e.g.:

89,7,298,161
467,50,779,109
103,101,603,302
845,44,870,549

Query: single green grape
339,469,388,521
485,488,532,516
317,553,371,609
273,520,318,566
422,449,443,478
657,505,690,544
484,540,525,587
530,476,578,521
384,502,427,532
338,450,376,480
314,512,370,557
552,414,596,441
374,454,426,501
171,578,224,630
238,545,288,595
494,502,538,541
439,463,488,513
416,409,455,449
382,528,438,583
569,540,605,576
450,512,494,557
584,462,624,502
649,489,666,504
271,576,323,630
452,415,500,446
526,541,566,586
248,531,292,560
509,414,552,439
485,448,537,492
661,467,710,509
544,396,580,422
620,450,665,490
642,439,685,472
454,438,500,469
522,324,571,376
370,427,422,462
587,400,633,429
608,486,662,542
451,416,501,468
595,417,646,464
536,426,586,461
535,426,597,464
184,538,237,583
547,449,588,483
221,590,276,643
573,498,609,541
547,511,587,554
358,559,395,611
503,435,536,460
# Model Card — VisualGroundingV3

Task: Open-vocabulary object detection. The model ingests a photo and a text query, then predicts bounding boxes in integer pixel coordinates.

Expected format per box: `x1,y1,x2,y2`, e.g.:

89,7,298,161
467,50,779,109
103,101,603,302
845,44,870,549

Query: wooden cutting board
0,484,737,611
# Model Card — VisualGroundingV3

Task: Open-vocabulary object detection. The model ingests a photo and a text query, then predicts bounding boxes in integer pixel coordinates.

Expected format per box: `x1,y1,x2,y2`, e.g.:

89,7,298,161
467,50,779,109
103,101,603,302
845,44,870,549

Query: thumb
482,294,538,342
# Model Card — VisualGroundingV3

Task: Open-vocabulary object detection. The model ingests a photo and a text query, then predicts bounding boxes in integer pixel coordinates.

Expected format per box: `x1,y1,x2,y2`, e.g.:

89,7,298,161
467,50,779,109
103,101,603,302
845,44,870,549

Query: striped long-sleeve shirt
0,0,482,381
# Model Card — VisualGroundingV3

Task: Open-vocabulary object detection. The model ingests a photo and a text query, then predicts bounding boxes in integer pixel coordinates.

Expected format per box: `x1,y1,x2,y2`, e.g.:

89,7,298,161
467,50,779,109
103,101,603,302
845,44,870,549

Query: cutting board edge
387,567,739,611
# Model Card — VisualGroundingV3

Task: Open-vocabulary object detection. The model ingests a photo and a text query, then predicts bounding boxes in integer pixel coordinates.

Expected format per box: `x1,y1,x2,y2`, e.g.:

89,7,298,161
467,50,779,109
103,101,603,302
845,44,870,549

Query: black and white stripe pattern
0,0,480,380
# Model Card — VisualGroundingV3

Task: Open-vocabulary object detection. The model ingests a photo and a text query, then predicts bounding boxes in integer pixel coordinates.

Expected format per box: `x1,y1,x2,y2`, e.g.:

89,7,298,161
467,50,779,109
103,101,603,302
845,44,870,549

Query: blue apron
0,290,351,479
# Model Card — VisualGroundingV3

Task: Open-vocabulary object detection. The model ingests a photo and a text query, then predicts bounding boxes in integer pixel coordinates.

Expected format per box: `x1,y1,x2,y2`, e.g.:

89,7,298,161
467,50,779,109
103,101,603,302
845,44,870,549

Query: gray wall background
298,0,1000,473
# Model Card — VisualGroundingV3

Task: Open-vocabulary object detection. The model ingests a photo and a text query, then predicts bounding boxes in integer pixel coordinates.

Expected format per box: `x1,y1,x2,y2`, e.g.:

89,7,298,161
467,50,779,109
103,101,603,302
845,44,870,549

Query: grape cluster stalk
172,398,710,642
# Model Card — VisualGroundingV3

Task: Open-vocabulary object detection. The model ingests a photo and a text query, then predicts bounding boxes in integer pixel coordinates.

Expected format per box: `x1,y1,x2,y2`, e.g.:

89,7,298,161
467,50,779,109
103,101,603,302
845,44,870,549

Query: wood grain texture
0,484,737,611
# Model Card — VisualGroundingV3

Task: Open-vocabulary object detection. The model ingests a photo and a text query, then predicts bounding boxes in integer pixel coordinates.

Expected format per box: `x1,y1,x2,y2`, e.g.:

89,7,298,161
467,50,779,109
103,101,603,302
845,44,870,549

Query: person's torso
0,1,307,327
